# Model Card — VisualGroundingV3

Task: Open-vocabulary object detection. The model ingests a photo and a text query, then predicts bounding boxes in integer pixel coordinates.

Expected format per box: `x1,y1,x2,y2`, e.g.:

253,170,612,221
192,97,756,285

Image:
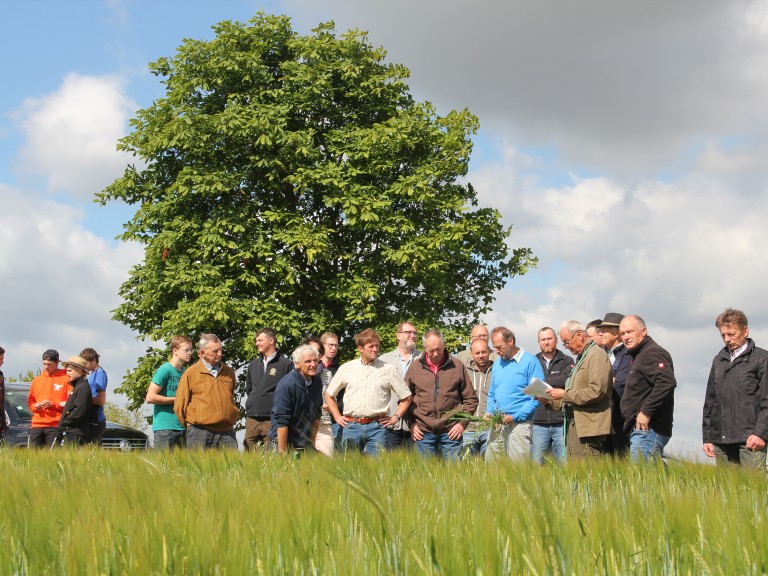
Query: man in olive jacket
619,315,676,462
702,308,768,468
405,329,478,460
547,320,612,459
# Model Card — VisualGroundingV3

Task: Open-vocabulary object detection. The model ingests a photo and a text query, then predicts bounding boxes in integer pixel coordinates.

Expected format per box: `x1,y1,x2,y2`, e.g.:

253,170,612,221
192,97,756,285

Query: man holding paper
546,320,613,459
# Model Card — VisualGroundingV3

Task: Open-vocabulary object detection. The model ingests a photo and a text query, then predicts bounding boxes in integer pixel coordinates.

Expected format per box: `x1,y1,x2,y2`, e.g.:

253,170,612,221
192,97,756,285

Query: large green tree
99,13,535,410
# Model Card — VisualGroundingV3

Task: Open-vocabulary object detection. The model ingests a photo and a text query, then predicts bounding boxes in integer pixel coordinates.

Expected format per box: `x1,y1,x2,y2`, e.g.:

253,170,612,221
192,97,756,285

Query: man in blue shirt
485,327,544,461
80,348,108,446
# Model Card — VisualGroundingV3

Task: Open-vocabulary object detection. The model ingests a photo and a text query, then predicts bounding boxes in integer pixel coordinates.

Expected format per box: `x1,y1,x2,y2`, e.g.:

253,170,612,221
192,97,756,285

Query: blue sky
3,0,768,458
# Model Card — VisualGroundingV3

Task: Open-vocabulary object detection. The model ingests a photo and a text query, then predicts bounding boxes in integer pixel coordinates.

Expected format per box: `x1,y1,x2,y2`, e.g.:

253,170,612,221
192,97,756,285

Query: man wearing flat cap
597,313,631,455
28,349,71,448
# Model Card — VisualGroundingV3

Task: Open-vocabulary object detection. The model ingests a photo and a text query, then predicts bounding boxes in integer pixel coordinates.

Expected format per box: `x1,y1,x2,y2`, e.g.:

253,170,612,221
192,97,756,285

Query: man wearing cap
702,308,768,468
597,313,631,455
619,315,677,461
28,349,71,448
325,329,412,456
546,321,613,459
174,334,240,449
57,356,95,446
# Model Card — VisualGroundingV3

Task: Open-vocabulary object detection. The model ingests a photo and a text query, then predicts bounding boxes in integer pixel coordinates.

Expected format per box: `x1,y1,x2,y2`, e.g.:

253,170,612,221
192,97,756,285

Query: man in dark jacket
269,345,324,453
532,327,573,464
405,329,478,459
597,313,631,455
619,315,676,461
244,328,293,450
702,308,768,468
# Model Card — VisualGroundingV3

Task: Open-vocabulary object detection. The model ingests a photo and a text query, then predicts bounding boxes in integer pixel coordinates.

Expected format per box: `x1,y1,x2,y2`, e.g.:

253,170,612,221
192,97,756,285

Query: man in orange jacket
28,349,71,448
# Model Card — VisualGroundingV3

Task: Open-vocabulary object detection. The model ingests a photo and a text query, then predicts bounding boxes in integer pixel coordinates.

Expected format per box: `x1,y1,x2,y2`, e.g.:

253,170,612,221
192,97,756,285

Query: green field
2,449,765,575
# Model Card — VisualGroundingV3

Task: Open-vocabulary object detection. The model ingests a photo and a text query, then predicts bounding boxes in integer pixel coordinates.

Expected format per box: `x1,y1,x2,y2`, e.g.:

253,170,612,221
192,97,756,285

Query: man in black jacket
532,327,573,464
244,328,293,451
702,308,768,468
619,315,676,462
597,313,631,455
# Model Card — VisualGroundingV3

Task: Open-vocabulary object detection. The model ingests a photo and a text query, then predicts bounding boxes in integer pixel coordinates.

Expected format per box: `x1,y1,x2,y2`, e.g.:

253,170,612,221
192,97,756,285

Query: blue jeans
531,423,565,464
340,422,387,456
462,430,489,457
629,429,669,462
415,431,462,460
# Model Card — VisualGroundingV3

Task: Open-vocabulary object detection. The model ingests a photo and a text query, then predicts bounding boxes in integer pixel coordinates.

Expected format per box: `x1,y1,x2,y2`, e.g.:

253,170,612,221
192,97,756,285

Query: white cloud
0,184,145,395
15,73,138,200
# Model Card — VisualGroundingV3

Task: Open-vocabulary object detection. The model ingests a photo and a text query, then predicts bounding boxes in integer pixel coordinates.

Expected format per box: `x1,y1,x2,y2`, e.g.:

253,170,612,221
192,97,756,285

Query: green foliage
98,13,535,410
7,370,38,383
1,451,767,574
103,402,149,432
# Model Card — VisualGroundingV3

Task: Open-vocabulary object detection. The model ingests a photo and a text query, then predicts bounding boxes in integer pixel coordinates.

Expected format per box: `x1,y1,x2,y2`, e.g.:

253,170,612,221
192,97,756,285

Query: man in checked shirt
325,329,412,456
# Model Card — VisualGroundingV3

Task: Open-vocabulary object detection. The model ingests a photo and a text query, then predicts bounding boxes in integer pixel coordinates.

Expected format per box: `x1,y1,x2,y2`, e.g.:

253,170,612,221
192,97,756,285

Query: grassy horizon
2,449,766,574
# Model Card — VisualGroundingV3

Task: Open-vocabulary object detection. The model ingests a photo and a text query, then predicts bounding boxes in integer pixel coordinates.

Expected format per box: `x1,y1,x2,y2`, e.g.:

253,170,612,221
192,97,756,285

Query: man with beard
380,321,420,449
532,327,573,464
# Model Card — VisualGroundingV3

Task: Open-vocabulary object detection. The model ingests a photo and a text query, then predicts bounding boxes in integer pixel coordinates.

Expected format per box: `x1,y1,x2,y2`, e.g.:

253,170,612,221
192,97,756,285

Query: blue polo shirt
487,348,543,422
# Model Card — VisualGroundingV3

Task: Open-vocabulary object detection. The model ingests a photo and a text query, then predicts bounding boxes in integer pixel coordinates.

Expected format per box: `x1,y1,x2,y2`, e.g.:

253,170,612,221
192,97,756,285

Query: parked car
3,382,148,451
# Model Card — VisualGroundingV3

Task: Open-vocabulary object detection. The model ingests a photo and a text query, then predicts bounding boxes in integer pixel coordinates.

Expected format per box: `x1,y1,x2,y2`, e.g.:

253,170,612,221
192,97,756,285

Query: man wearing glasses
380,322,420,449
546,321,613,459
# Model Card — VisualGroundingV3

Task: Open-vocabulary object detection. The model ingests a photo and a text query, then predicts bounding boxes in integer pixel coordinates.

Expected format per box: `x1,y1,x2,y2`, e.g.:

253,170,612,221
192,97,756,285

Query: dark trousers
243,417,271,451
186,425,238,450
89,421,107,446
714,443,767,469
29,427,60,449
565,418,607,460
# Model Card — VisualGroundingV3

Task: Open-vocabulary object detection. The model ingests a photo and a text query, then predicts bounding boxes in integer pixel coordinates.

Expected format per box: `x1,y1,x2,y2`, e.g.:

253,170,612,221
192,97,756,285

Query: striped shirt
326,358,411,417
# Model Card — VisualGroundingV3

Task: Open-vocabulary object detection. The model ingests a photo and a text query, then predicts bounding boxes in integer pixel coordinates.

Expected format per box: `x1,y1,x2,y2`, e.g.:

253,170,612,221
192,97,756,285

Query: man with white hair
270,345,324,454
546,321,612,459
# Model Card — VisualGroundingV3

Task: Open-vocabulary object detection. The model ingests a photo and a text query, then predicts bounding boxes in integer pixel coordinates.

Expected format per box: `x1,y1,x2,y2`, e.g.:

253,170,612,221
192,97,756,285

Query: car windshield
6,391,33,421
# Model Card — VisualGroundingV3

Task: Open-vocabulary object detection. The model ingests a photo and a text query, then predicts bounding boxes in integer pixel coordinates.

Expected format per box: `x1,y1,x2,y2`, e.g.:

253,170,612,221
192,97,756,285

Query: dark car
3,382,148,451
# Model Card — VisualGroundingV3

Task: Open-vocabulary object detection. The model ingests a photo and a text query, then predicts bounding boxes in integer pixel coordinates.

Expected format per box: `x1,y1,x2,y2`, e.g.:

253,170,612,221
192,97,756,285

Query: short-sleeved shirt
326,358,411,417
88,367,108,423
151,362,185,431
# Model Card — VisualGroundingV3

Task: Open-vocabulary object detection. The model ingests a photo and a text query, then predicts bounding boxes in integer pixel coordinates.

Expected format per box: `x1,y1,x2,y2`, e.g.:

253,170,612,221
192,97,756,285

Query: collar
202,359,221,373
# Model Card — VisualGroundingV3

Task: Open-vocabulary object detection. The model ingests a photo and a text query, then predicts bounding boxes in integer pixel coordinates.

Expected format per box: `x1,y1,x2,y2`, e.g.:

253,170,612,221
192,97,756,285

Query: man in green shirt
145,336,193,449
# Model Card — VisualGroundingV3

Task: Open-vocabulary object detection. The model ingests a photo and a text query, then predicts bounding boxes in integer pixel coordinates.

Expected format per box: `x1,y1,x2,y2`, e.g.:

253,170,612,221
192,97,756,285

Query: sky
3,0,768,459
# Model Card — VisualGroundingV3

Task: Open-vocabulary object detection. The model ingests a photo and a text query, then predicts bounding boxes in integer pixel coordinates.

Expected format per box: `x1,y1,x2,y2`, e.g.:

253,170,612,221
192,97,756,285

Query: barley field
1,448,765,575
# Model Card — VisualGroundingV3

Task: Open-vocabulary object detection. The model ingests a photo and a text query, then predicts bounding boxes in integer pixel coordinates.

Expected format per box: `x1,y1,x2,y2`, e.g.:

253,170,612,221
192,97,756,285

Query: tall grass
1,448,765,574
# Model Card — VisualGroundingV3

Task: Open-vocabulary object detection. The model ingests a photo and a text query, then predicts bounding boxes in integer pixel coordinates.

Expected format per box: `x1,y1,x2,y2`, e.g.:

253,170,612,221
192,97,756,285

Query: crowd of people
0,307,765,468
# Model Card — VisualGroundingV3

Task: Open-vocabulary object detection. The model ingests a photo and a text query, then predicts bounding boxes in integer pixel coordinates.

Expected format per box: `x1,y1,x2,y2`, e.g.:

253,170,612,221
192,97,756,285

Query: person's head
490,327,518,361
302,335,325,358
0,345,5,367
715,308,749,351
42,349,60,375
170,335,194,363
198,333,223,366
585,320,602,345
469,324,490,343
255,328,277,356
422,329,446,365
537,327,558,356
597,313,624,349
619,315,647,350
61,356,89,381
395,321,418,352
355,329,381,364
79,348,100,372
559,321,588,355
470,337,491,369
292,344,320,379
320,332,339,361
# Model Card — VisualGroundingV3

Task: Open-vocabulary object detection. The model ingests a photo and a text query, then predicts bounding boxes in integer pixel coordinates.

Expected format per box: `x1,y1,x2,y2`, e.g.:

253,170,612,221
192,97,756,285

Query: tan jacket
174,360,239,432
552,343,612,438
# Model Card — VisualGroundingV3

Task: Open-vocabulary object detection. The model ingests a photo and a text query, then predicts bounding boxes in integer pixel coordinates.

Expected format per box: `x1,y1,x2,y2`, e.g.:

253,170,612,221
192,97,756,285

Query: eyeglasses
399,330,417,335
562,331,584,347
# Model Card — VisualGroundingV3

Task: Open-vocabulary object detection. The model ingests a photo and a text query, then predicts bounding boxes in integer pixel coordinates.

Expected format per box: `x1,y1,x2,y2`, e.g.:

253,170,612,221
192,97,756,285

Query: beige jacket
174,360,239,432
